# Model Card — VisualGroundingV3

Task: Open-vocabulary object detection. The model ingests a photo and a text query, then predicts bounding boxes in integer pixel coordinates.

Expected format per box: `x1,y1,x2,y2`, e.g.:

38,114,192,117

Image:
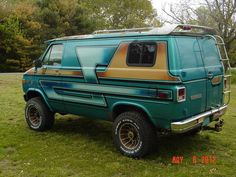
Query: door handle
207,72,214,79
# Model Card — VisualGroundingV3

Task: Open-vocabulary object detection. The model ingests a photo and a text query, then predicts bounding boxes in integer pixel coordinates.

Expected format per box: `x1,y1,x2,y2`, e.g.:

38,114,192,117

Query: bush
231,69,236,84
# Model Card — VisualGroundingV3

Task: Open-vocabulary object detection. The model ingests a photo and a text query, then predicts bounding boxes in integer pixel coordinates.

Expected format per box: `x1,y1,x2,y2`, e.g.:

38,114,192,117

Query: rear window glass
200,38,221,66
175,37,203,69
127,42,157,66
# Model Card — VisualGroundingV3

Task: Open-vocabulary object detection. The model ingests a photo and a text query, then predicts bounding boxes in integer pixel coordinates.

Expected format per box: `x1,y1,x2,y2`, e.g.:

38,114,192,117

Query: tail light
177,87,186,102
182,26,192,30
157,89,172,100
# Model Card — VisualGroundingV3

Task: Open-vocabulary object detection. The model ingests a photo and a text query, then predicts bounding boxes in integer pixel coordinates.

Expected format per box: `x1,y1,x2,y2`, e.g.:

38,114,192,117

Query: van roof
47,24,217,43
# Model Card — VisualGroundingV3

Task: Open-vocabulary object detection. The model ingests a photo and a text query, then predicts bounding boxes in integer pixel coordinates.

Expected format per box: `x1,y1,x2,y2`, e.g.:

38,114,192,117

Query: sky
151,0,178,14
151,0,179,18
151,0,204,21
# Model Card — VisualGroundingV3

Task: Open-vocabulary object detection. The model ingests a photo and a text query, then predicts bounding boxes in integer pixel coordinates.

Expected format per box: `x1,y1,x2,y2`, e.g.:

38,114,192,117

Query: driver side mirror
34,59,42,68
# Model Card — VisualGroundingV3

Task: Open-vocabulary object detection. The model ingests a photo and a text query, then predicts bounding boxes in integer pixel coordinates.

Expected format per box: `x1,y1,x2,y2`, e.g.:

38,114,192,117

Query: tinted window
43,44,64,66
127,42,156,66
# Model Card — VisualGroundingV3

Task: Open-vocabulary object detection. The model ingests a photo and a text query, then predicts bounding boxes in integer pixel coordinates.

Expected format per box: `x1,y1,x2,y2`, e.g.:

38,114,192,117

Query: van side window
43,44,64,66
127,42,156,66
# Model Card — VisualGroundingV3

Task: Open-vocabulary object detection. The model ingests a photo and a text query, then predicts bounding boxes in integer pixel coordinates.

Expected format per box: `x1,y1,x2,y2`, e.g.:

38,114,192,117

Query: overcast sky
151,0,178,13
151,0,204,21
151,0,183,22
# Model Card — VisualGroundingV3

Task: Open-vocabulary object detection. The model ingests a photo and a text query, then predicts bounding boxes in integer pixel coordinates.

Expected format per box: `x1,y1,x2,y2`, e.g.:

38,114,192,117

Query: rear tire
113,111,156,158
25,97,54,131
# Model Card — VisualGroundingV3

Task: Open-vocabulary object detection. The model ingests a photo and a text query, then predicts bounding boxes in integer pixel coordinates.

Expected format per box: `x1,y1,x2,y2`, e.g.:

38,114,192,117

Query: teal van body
22,24,231,157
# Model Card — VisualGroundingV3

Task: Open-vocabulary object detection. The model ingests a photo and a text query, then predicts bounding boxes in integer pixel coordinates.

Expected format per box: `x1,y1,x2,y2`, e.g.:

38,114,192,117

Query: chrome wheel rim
27,105,41,128
118,122,140,150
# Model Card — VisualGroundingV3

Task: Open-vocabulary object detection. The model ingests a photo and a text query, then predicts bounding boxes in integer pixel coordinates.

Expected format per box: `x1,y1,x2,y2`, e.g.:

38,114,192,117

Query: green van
22,24,231,157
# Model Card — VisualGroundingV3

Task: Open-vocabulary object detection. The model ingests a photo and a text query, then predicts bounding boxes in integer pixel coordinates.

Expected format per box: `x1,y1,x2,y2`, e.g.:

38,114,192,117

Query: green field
0,74,235,177
231,69,236,84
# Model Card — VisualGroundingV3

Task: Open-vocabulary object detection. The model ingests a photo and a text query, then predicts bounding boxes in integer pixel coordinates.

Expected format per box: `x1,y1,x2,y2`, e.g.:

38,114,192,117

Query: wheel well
112,104,153,125
25,91,42,101
25,90,54,112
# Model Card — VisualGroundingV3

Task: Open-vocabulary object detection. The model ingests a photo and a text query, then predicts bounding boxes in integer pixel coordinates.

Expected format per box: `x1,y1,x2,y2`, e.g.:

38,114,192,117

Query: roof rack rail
47,24,217,43
93,27,154,34
149,24,217,35
93,24,216,35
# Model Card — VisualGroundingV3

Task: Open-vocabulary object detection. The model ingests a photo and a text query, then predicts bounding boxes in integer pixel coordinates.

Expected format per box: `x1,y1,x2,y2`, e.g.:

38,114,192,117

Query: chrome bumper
171,105,228,133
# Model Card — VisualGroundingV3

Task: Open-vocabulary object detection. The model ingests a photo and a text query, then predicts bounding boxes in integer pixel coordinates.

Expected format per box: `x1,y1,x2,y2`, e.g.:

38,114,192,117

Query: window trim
42,43,64,66
126,41,157,67
42,46,52,65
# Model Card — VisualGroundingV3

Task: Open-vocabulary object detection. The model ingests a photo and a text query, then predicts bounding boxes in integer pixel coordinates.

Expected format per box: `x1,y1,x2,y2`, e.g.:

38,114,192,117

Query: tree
11,1,44,62
0,0,11,19
0,16,32,72
162,0,195,24
162,0,236,66
203,0,236,51
36,0,94,39
0,0,161,71
83,0,159,29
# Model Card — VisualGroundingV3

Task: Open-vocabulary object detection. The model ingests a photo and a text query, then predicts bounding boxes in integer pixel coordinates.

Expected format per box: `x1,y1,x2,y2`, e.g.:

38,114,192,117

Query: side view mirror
34,59,42,68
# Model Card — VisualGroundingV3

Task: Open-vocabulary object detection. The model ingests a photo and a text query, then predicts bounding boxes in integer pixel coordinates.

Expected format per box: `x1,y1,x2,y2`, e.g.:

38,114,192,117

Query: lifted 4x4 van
22,24,231,157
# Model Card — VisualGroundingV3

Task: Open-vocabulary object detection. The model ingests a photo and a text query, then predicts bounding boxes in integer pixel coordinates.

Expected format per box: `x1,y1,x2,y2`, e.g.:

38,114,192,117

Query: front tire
25,97,54,131
113,111,156,158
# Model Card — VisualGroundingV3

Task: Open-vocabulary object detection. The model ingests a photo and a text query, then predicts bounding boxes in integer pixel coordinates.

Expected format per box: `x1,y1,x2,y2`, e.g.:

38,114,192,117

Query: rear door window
200,38,221,67
175,37,203,69
174,36,206,81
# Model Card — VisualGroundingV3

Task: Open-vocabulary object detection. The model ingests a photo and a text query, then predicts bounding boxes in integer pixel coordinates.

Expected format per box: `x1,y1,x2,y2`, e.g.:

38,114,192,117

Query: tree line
0,0,235,72
0,0,158,72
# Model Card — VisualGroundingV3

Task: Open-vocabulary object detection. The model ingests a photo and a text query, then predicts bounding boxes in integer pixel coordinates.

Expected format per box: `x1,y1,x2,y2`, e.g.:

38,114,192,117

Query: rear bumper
171,105,227,133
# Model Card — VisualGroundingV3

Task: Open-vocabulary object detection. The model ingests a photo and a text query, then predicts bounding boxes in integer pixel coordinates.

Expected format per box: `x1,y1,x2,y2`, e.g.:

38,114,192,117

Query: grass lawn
231,69,236,84
0,74,235,177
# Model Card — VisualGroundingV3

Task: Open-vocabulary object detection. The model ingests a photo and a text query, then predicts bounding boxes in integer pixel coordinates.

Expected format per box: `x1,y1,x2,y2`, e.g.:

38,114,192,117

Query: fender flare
111,101,156,126
26,88,53,112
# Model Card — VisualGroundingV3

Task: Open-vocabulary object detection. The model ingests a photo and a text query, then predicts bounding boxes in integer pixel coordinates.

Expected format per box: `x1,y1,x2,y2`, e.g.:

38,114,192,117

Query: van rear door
198,37,224,109
173,36,224,117
173,36,207,117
